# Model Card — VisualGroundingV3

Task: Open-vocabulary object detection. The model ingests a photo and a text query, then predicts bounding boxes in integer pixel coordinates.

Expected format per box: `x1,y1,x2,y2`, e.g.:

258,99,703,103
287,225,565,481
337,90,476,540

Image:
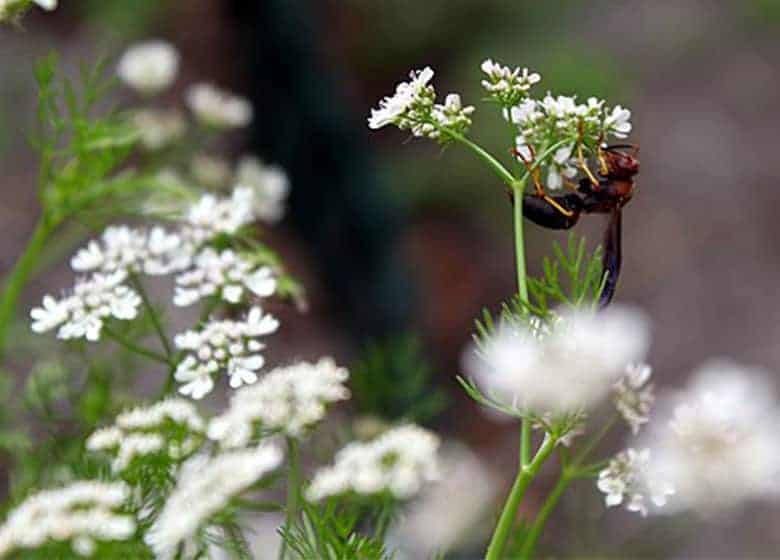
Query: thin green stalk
485,435,557,560
279,437,301,560
520,419,531,467
519,471,572,559
0,217,54,361
102,325,171,365
129,273,173,358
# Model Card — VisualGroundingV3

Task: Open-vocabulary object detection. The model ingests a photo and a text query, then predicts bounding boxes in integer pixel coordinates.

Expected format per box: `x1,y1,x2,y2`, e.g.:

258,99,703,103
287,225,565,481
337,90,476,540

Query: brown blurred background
2,1,780,557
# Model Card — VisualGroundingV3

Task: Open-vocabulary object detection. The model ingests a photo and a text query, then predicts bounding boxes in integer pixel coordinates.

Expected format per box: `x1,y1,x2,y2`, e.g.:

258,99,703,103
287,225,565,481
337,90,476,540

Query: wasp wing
599,208,622,308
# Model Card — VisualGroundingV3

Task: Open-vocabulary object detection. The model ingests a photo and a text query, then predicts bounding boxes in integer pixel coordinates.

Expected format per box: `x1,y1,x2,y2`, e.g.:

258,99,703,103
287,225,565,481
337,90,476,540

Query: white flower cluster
307,425,440,501
643,360,780,514
117,40,180,96
132,109,186,151
235,156,291,223
368,67,473,142
464,306,649,417
480,59,540,106
186,83,253,129
173,307,279,399
613,362,655,434
87,398,206,472
182,186,257,246
145,445,283,560
71,225,190,277
208,358,350,445
597,448,674,517
0,481,135,558
30,270,141,341
173,248,276,307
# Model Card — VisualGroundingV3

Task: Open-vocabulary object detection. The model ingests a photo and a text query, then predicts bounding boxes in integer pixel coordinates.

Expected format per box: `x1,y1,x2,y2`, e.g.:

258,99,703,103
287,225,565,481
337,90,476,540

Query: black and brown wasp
517,143,639,308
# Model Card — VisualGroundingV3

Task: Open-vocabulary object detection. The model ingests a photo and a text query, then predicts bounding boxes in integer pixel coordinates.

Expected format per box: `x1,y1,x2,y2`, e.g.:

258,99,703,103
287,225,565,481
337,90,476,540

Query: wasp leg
523,194,583,230
598,208,622,308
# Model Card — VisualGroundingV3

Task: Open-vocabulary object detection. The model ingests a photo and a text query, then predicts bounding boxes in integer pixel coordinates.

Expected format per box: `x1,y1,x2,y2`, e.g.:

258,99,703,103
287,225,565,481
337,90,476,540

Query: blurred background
2,1,780,557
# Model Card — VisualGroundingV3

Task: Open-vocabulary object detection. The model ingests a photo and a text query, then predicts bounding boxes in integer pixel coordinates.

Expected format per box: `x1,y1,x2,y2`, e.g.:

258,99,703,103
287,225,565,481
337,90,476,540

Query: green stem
513,178,530,304
451,133,516,187
129,273,173,358
0,217,54,361
279,437,301,560
519,471,572,559
102,325,171,365
520,419,531,467
485,435,557,560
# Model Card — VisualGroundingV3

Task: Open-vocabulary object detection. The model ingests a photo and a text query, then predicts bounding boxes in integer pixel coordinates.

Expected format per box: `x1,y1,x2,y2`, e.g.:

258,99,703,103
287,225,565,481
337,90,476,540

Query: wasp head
603,146,639,179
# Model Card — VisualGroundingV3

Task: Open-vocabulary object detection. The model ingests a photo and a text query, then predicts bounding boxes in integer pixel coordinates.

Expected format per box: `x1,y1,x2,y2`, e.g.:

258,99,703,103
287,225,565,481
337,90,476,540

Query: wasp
519,144,639,308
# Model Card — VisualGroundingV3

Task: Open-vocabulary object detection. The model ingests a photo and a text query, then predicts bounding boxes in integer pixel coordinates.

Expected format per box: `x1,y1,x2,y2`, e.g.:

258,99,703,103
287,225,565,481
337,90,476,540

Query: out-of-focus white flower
173,248,276,308
71,225,191,277
0,481,135,558
307,425,440,501
597,448,674,516
186,83,253,128
30,270,141,341
145,445,283,560
183,187,257,245
208,358,349,445
132,109,186,151
117,40,179,95
480,59,540,105
368,67,435,130
390,444,498,556
235,156,291,223
33,0,57,9
463,306,650,417
613,362,655,434
173,307,279,399
643,360,780,514
87,398,206,472
190,154,232,189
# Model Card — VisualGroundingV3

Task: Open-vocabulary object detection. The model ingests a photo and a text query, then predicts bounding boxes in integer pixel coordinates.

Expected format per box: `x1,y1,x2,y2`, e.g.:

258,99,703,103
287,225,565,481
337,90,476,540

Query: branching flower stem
129,273,173,359
279,437,301,560
485,434,557,560
102,324,171,365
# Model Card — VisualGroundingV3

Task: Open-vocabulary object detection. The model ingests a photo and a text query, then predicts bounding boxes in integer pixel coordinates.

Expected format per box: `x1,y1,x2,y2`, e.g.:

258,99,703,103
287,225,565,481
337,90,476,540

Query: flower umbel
117,40,179,95
307,425,440,501
597,448,674,517
208,357,350,445
613,362,655,434
173,306,279,399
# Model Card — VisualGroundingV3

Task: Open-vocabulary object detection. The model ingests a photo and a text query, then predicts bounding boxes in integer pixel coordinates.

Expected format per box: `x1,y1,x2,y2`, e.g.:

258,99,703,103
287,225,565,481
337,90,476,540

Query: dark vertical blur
229,0,413,340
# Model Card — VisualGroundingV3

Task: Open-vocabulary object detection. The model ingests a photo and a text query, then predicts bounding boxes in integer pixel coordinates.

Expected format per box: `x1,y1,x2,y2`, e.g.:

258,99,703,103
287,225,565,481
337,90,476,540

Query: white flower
642,360,780,514
235,156,291,223
132,109,186,151
546,144,577,191
463,306,650,417
613,362,655,434
0,0,56,21
145,445,283,560
480,59,540,105
0,481,135,558
307,425,440,501
33,0,57,9
71,225,190,277
208,357,349,445
173,248,276,307
597,448,674,516
30,270,141,342
117,40,179,95
186,83,253,128
183,187,257,245
173,307,279,399
87,398,206,473
368,67,435,130
604,105,632,138
429,93,474,139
